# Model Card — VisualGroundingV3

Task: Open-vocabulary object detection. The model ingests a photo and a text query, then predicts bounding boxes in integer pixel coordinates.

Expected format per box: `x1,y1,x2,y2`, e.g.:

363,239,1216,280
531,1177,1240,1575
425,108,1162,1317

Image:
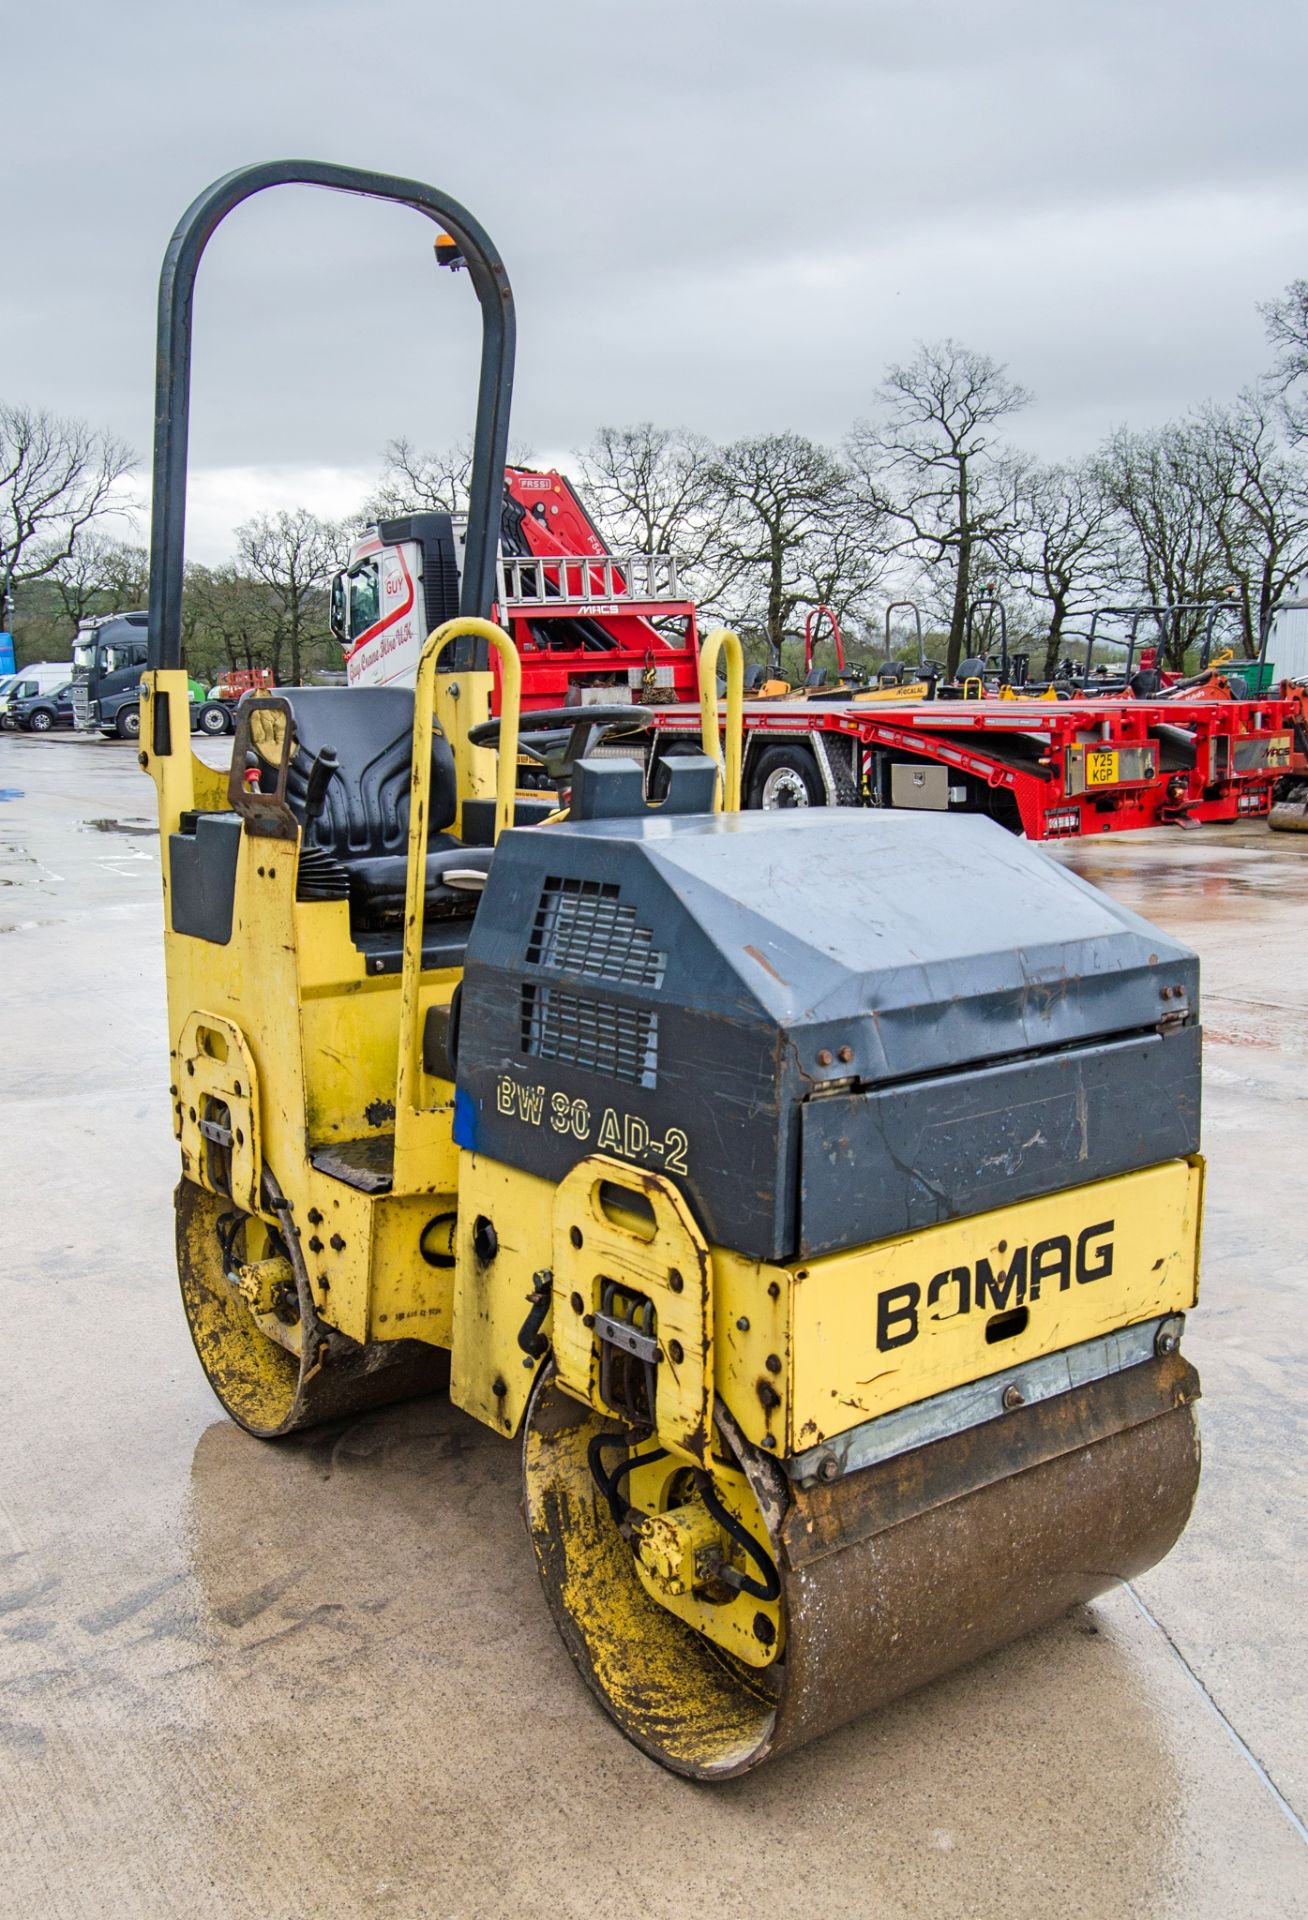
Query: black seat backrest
744,663,766,691
804,667,828,688
276,687,458,860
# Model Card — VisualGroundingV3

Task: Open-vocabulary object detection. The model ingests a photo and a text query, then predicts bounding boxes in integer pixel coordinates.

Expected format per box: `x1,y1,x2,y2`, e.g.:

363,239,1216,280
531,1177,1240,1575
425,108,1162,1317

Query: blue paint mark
0,790,23,802
452,1086,478,1150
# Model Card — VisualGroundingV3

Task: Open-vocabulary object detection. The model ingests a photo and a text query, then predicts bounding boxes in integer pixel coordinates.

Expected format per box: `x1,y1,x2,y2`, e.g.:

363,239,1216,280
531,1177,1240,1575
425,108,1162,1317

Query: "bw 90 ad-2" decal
496,1075,689,1175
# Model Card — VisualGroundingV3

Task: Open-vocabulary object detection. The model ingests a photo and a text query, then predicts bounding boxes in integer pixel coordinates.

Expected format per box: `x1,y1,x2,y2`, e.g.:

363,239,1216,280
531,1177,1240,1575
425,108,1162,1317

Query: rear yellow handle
399,618,519,1119
697,627,744,813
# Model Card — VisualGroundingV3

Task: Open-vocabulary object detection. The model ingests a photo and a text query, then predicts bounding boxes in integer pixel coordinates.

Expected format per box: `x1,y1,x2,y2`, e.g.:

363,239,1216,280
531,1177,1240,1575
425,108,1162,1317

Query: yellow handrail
696,626,744,812
398,618,520,1121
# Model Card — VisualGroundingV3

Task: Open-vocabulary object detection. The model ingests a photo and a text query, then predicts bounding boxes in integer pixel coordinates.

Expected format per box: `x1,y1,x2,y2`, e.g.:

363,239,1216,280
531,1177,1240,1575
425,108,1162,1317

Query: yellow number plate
1085,748,1120,786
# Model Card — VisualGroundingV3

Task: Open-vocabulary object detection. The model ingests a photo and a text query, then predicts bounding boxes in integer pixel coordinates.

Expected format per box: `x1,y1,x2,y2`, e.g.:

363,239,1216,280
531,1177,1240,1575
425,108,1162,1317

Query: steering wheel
468,704,654,791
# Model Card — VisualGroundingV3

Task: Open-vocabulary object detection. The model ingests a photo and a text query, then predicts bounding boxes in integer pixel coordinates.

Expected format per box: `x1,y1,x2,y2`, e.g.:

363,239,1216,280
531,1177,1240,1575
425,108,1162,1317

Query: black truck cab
72,611,151,737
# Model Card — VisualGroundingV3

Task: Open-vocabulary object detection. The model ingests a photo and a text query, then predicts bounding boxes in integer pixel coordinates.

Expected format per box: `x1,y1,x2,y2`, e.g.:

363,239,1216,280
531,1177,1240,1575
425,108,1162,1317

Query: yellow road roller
142,162,1203,1779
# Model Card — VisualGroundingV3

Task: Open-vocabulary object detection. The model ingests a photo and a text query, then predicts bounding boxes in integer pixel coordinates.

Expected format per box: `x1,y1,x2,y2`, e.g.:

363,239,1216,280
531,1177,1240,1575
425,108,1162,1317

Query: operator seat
276,687,492,932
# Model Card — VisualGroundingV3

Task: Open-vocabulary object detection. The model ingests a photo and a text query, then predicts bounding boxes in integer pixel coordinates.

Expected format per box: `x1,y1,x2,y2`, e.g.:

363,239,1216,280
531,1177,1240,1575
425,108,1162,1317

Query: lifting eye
196,1025,229,1062
597,1181,656,1241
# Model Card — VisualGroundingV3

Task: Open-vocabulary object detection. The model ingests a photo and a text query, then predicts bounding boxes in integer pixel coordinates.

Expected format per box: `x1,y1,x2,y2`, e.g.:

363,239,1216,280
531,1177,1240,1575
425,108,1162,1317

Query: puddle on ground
82,818,158,837
1064,852,1304,911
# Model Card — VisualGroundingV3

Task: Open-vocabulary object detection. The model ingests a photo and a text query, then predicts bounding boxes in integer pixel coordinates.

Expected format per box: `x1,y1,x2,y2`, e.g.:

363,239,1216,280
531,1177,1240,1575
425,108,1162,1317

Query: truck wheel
116,706,141,741
197,702,230,736
747,744,825,809
28,709,54,733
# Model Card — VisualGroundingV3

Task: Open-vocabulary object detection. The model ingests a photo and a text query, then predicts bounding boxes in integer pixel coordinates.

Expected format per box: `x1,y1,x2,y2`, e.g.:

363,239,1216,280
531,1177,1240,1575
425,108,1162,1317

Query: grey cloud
6,0,1308,533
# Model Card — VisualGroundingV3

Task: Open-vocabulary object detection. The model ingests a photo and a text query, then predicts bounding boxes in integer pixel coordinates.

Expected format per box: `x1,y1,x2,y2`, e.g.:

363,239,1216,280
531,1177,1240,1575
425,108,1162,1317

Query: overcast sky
7,0,1308,561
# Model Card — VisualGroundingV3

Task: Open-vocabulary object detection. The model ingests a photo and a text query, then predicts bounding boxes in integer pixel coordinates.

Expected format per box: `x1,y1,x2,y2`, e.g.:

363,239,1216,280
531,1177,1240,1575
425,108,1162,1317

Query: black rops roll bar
1082,602,1239,679
965,595,1008,682
147,160,516,698
884,601,925,671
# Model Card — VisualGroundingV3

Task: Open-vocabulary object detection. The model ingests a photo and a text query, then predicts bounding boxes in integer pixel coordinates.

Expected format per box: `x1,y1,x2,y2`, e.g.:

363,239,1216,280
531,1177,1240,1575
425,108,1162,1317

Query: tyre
197,702,231,736
28,709,54,733
746,743,825,810
116,705,142,740
1270,781,1308,833
175,1180,447,1437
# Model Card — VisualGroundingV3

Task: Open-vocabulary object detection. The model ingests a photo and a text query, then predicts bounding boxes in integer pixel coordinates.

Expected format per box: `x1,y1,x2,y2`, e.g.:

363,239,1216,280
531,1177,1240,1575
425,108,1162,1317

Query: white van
0,663,72,726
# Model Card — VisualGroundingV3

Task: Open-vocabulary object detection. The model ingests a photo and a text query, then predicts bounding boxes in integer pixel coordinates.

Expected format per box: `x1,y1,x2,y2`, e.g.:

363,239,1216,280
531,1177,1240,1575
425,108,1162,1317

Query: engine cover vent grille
527,877,665,988
521,984,658,1088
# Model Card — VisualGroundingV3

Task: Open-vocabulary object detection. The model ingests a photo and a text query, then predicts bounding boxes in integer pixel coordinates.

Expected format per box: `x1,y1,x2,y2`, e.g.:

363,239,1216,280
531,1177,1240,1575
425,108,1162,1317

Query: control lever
302,745,339,827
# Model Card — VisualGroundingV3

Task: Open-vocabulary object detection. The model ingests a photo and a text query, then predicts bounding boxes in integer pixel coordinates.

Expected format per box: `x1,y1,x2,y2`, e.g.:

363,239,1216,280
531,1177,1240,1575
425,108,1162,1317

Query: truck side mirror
329,573,347,644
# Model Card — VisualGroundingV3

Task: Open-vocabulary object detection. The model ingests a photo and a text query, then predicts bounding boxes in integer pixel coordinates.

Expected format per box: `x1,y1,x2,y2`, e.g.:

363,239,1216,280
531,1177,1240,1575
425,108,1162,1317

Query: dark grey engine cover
454,803,1200,1263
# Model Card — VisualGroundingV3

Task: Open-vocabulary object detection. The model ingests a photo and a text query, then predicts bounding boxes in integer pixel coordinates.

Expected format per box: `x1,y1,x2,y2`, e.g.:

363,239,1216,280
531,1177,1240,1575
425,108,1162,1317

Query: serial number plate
1085,748,1120,786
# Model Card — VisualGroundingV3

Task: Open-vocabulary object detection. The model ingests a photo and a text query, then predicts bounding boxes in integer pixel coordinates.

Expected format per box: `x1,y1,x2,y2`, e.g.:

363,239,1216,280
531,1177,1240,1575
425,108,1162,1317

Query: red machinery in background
333,474,1298,840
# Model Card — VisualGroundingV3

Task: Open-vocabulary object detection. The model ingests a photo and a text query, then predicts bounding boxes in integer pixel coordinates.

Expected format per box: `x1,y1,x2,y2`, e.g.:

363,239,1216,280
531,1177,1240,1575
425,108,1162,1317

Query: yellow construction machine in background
141,163,1204,1779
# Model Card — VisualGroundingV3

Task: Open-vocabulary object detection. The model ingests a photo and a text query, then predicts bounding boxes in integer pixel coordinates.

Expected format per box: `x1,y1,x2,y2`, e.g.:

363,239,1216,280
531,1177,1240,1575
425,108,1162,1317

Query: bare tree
575,423,739,611
1260,279,1308,442
707,433,881,673
1012,461,1117,675
850,341,1031,674
366,433,535,520
235,509,345,685
1195,391,1308,651
49,534,150,627
368,437,475,516
183,564,281,680
1094,423,1230,666
0,403,135,622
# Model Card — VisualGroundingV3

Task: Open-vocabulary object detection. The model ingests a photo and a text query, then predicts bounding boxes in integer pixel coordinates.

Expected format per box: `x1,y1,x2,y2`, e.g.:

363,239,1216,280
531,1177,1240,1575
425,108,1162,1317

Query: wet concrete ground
1,729,1305,1919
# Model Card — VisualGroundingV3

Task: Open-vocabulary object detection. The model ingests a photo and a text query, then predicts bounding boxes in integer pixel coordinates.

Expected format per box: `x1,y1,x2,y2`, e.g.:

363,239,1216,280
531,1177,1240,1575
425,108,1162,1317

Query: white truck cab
330,513,465,690
328,470,699,714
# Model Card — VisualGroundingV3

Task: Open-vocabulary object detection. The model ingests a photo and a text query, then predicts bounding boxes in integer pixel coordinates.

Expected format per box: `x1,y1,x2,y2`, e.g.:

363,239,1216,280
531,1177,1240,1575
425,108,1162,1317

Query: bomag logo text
875,1221,1114,1352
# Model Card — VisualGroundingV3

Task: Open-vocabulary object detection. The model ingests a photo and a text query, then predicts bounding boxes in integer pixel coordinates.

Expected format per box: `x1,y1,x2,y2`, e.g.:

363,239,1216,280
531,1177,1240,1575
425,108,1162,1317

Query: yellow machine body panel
450,1152,557,1434
431,1150,1201,1467
142,670,479,1351
552,1155,714,1466
713,1155,1203,1455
